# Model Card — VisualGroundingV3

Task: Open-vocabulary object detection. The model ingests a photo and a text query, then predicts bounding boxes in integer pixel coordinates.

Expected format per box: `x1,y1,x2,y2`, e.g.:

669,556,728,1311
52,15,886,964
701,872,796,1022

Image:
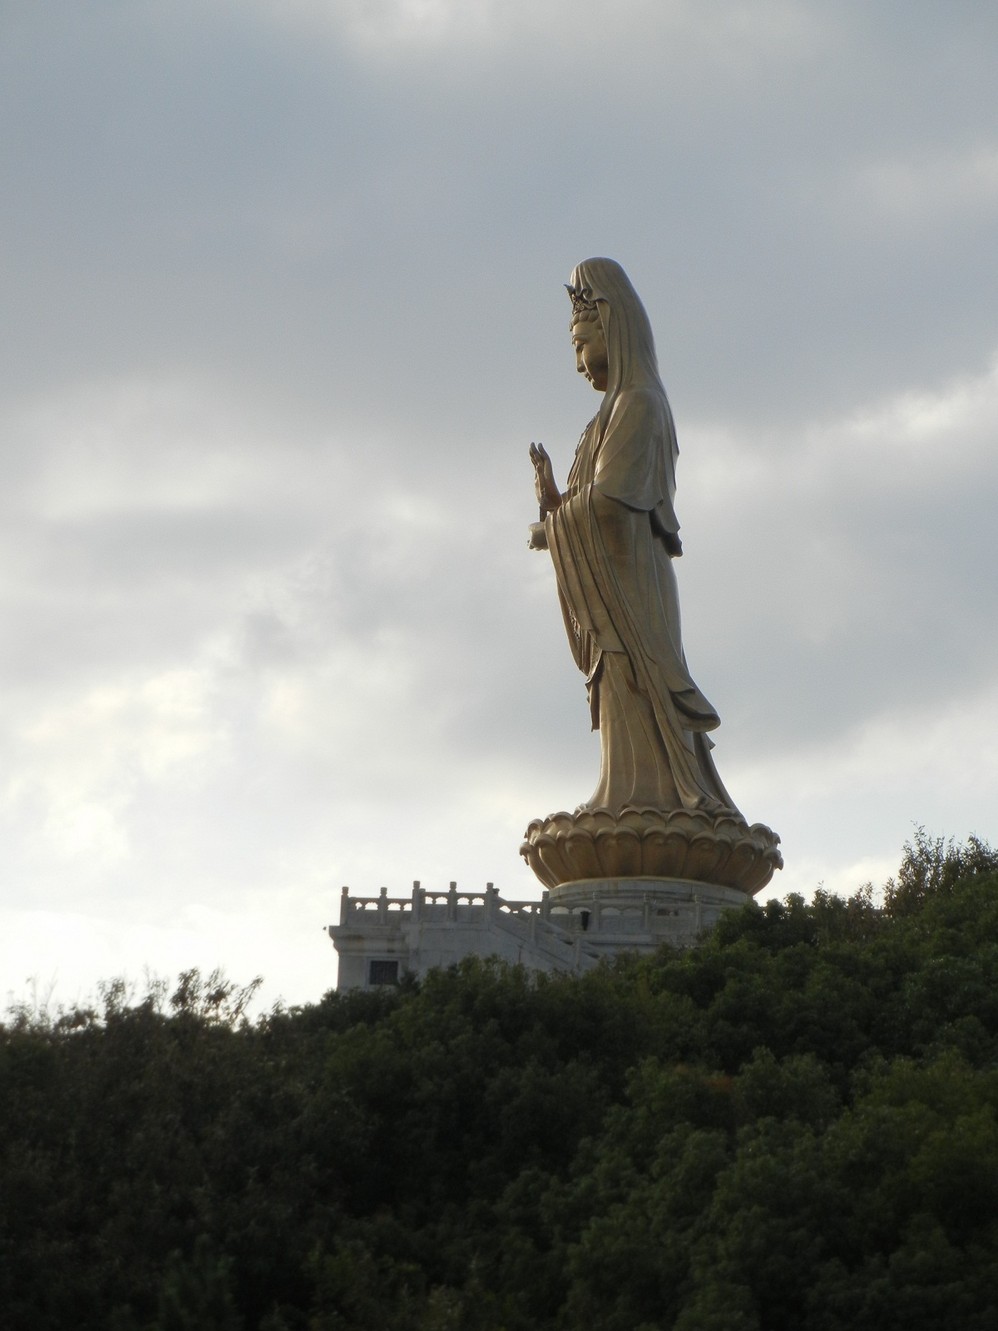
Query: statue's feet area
521,804,783,894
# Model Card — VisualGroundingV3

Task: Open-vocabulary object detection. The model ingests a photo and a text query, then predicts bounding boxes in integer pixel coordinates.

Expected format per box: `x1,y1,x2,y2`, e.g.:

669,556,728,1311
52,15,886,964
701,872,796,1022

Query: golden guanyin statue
522,258,781,894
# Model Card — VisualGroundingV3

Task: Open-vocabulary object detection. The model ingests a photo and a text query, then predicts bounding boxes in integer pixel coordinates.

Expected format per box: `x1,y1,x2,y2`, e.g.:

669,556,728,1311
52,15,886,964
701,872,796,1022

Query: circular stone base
544,876,758,953
548,875,750,911
521,804,782,895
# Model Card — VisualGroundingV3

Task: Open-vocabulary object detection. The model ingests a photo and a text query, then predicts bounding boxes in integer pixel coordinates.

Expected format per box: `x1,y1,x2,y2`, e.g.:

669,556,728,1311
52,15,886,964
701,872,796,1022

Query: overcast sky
3,0,997,1013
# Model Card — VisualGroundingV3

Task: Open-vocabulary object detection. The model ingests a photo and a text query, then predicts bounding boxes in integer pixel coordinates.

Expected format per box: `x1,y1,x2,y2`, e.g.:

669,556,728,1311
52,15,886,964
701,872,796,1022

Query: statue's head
568,296,609,391
567,258,661,403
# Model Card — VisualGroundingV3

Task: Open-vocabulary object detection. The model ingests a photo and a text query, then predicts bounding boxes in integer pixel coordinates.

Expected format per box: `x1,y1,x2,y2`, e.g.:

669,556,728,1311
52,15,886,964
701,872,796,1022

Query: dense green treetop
3,831,998,1330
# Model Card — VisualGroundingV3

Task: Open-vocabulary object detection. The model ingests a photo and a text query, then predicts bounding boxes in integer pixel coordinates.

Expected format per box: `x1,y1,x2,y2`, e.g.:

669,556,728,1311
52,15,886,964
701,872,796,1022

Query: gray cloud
3,0,997,1008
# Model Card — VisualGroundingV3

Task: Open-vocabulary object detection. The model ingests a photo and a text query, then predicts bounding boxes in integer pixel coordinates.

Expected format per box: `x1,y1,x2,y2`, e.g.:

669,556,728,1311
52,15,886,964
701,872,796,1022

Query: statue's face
572,319,609,391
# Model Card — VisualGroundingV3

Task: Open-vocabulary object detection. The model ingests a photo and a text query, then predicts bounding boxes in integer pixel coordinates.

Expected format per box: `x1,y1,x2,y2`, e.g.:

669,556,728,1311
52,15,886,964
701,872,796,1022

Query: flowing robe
545,386,735,813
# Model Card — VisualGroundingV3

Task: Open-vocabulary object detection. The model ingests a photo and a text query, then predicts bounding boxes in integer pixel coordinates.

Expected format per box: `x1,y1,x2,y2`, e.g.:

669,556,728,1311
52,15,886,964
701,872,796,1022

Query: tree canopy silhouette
3,833,998,1330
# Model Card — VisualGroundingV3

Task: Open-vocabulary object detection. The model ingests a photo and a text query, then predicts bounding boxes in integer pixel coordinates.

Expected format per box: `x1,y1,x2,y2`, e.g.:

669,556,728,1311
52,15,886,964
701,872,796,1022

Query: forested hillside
4,832,998,1331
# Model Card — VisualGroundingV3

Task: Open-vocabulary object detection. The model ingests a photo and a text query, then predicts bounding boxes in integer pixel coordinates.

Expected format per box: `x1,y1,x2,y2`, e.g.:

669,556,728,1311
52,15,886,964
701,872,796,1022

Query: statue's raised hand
530,442,561,515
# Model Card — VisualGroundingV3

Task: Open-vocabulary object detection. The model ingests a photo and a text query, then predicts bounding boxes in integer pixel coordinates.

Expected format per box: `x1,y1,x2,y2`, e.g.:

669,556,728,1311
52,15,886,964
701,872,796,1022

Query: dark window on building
368,959,399,986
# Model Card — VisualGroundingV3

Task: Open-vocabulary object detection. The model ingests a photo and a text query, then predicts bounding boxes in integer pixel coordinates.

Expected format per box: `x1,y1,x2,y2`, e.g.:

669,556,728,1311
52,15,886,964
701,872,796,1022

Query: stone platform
547,875,754,951
328,874,758,990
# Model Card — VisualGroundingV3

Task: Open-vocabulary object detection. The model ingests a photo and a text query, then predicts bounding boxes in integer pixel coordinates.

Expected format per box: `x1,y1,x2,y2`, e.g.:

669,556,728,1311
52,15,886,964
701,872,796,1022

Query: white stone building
328,876,752,990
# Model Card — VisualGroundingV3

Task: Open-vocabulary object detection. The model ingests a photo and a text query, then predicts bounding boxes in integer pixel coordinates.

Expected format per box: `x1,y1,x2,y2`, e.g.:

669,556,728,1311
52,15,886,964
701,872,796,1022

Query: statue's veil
568,257,667,441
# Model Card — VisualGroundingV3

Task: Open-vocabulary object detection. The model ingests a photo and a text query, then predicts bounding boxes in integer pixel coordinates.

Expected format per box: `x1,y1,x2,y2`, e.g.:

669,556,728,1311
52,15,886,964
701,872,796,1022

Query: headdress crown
566,282,598,320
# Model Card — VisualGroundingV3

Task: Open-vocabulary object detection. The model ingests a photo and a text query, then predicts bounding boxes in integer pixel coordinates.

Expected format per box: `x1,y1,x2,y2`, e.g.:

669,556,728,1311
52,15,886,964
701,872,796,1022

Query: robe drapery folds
545,258,736,815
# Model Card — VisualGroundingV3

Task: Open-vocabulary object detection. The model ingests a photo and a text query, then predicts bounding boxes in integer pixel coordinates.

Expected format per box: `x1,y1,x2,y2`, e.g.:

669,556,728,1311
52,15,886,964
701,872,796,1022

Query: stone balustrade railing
337,881,555,927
